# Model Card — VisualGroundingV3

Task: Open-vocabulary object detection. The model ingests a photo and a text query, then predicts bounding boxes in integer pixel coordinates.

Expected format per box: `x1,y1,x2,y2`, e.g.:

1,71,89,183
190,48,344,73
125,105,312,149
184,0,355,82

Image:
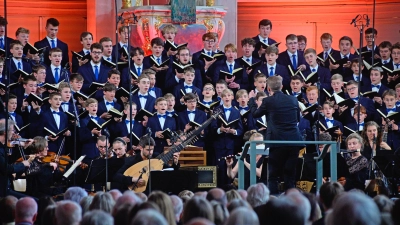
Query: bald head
206,188,227,205
15,197,38,223
55,200,82,225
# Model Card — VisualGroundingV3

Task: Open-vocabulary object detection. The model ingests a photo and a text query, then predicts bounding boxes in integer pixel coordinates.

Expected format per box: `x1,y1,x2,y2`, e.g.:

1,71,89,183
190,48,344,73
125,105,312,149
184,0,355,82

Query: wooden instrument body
123,159,164,193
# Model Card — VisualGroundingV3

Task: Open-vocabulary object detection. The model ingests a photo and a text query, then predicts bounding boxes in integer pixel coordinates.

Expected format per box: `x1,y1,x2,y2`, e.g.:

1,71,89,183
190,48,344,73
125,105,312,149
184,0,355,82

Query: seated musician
25,136,63,198
112,137,132,158
361,121,391,160
113,135,180,192
344,133,369,191
95,135,113,159
225,131,264,189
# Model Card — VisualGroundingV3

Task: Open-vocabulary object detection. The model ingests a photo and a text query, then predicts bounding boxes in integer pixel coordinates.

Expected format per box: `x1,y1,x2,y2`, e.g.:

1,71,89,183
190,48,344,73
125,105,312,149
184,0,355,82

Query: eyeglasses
347,87,357,91
392,52,400,56
92,51,102,55
298,43,306,46
97,145,107,149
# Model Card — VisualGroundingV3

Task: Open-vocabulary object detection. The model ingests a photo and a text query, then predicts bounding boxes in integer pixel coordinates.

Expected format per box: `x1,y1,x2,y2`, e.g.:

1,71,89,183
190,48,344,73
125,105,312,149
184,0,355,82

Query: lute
124,109,221,192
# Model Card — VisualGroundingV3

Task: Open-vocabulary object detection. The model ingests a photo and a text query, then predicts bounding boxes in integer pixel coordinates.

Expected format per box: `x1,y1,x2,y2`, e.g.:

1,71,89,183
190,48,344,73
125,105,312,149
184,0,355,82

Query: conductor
250,75,304,195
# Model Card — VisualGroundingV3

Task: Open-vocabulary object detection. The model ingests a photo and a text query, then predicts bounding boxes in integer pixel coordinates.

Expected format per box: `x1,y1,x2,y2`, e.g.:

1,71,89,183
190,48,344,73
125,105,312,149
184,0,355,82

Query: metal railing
238,140,339,191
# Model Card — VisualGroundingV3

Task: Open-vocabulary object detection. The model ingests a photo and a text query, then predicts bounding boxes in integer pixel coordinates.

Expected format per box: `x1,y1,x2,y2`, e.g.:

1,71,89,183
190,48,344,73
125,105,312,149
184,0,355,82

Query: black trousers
263,146,300,194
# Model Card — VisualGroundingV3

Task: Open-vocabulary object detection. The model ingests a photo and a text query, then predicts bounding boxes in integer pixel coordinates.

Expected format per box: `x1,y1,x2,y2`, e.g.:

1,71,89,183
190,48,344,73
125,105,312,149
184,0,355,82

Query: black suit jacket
251,35,277,60
77,62,111,94
277,50,308,75
250,91,303,147
34,38,69,67
317,49,340,68
257,63,291,90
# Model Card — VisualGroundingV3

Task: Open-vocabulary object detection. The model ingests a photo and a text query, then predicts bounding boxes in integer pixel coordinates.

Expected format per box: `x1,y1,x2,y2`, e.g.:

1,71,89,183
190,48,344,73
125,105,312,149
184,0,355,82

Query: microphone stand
3,0,10,196
104,130,110,191
62,63,80,186
114,0,120,71
147,129,152,194
369,135,376,179
350,14,369,132
313,73,321,155
126,17,133,149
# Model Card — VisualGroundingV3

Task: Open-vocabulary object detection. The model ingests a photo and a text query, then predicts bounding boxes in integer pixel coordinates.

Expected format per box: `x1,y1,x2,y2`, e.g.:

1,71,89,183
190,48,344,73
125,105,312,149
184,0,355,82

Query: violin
42,137,73,173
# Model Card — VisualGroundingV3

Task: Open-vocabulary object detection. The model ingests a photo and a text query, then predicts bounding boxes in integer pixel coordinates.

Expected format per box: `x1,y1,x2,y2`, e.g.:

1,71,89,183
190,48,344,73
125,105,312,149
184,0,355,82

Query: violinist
0,119,31,198
361,121,391,160
112,138,131,158
25,136,63,198
95,135,113,159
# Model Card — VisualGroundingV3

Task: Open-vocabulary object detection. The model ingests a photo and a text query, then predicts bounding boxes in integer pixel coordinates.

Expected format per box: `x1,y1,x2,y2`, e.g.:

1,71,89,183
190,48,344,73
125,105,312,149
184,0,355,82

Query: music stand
85,158,125,184
145,170,198,195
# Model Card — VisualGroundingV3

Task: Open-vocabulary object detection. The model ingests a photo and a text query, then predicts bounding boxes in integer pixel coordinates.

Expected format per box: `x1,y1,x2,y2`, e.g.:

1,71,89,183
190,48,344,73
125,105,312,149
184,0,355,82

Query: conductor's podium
164,145,206,167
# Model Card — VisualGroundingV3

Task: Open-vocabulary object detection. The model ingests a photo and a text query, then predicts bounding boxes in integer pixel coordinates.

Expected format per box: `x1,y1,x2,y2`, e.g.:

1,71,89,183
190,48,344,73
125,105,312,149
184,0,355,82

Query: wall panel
238,1,400,56
0,0,87,54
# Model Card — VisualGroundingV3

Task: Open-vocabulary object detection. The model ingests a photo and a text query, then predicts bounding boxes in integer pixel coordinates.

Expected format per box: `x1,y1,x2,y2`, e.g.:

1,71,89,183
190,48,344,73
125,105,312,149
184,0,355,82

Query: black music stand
85,158,125,184
145,170,198,195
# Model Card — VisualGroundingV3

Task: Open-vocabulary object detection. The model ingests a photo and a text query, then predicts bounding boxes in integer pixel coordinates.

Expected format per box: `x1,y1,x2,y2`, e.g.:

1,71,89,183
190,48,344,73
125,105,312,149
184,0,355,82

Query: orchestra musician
113,135,180,192
25,136,63,198
112,138,132,158
0,119,32,198
361,121,392,160
343,133,369,191
95,135,113,159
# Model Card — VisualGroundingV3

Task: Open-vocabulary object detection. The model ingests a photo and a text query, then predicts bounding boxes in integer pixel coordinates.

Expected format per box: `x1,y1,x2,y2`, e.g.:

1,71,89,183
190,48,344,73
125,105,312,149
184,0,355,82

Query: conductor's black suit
250,90,304,194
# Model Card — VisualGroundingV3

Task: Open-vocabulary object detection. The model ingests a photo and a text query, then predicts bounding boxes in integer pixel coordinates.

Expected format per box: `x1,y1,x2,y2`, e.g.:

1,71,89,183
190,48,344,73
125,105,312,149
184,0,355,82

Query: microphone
350,14,360,25
103,129,110,137
365,14,370,27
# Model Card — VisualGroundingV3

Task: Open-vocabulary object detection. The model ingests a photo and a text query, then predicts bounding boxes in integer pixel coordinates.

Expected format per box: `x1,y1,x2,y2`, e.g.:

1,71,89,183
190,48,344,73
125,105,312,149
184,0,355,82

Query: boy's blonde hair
161,24,177,35
303,48,317,56
224,43,237,52
221,89,233,98
58,82,70,91
331,74,343,82
137,74,150,83
155,97,167,105
85,98,98,106
235,89,248,100
164,93,175,100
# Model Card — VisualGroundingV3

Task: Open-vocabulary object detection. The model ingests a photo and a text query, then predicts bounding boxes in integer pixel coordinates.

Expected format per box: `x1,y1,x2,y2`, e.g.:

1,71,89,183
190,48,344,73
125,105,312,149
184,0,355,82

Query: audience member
131,209,168,225
15,197,37,225
182,196,214,224
55,200,82,225
80,210,114,225
225,207,259,225
0,196,18,224
326,192,381,225
247,183,270,208
64,187,88,204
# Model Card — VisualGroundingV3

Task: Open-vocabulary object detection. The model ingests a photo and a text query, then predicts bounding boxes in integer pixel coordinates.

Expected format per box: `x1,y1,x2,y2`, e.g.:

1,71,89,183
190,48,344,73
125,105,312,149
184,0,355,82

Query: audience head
64,186,88,204
247,183,270,208
206,188,227,206
226,189,242,202
227,199,252,213
41,205,56,225
210,200,229,225
80,195,94,215
226,207,259,225
182,196,214,223
55,200,82,225
319,182,344,210
15,197,38,224
148,191,176,225
89,191,115,213
131,209,168,225
327,192,381,225
0,195,18,224
170,195,183,222
373,195,394,213
80,209,114,225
